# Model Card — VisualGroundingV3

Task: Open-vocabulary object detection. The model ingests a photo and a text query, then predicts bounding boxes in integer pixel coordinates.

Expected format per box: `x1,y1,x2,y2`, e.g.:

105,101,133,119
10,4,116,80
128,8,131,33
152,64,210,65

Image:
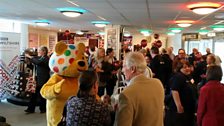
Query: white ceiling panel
0,0,223,33
149,0,190,3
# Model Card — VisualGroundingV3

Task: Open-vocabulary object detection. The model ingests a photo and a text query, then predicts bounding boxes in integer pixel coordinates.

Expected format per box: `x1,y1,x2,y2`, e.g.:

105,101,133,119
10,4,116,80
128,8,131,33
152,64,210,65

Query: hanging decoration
152,33,162,48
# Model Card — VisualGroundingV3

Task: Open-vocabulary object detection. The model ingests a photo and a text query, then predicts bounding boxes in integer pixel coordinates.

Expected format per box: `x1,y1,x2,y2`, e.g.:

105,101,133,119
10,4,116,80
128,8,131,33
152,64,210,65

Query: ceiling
0,0,224,34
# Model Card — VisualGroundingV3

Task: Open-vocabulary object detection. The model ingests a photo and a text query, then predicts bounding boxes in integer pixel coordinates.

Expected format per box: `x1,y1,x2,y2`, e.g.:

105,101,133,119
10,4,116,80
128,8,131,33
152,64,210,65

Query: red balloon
152,40,162,48
154,34,159,39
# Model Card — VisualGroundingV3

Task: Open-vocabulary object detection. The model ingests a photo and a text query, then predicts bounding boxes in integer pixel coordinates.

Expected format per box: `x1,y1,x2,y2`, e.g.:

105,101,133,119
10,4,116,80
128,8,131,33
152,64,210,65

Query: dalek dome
23,48,37,56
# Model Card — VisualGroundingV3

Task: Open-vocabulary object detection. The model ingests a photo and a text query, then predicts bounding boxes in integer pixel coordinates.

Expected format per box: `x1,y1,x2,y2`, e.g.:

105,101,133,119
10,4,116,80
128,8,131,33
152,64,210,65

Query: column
167,34,182,55
104,25,121,59
20,24,28,52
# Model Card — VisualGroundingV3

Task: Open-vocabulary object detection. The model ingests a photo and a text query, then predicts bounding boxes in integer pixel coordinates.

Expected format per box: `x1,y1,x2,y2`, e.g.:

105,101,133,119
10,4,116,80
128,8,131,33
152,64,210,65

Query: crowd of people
24,45,224,126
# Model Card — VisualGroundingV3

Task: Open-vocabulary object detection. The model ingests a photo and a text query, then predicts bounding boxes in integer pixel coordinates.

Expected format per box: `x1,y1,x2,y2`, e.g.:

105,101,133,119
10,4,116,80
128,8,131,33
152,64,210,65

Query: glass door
184,39,213,55
214,42,224,83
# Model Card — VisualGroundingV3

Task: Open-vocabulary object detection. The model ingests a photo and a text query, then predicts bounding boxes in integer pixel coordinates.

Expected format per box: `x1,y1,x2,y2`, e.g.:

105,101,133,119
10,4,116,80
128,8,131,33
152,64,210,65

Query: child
102,95,115,126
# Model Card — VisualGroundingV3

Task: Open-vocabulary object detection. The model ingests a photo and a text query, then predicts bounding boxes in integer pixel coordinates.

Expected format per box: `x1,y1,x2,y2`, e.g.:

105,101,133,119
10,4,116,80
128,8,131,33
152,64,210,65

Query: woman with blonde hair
91,48,107,96
206,54,216,67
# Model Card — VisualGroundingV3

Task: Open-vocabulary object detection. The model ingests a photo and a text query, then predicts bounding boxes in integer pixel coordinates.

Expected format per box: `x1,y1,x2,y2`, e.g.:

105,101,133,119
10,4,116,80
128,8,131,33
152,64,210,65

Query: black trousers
106,80,116,96
27,85,46,112
98,86,106,97
164,109,195,126
98,84,115,97
98,78,116,97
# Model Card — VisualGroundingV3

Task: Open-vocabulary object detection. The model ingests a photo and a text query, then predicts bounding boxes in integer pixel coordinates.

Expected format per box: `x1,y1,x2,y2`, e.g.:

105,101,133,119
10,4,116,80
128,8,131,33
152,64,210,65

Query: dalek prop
13,48,37,99
7,48,38,105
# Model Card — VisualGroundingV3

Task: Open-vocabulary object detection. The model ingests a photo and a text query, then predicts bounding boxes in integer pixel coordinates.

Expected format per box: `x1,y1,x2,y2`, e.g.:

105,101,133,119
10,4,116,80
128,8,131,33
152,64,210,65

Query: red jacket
197,80,224,126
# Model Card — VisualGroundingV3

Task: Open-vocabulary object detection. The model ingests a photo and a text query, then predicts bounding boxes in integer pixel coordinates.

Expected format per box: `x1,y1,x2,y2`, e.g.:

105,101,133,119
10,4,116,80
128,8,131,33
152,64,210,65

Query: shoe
24,109,35,114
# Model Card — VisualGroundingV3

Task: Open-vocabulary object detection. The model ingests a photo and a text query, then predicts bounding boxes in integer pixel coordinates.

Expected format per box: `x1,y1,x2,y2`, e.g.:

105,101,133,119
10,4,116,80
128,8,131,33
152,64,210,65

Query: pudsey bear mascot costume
40,41,88,126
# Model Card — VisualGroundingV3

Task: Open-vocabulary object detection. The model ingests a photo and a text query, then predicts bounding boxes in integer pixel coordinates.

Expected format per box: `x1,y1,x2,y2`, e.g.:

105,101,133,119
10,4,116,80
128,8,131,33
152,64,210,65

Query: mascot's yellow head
49,41,88,77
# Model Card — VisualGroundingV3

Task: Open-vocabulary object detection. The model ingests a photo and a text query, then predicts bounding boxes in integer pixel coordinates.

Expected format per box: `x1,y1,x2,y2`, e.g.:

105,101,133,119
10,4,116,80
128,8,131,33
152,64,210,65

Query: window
0,19,21,33
184,39,213,55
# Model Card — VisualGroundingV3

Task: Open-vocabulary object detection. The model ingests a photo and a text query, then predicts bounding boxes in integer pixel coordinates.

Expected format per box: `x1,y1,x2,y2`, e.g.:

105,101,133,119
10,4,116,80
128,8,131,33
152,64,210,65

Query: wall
29,27,58,52
131,33,183,55
132,33,168,49
167,34,182,55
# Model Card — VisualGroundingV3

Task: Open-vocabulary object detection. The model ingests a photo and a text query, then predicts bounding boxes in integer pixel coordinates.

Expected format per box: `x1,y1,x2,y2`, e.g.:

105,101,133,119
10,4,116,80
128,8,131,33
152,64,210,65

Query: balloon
152,40,162,48
154,33,159,39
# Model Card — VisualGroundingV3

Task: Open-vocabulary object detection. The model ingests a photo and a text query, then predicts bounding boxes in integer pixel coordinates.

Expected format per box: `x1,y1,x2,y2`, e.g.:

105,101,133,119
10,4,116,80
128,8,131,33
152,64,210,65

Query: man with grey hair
114,52,164,126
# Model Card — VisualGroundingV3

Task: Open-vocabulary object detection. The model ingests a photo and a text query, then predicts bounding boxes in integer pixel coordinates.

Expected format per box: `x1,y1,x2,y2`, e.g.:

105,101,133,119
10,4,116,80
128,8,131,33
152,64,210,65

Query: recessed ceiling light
187,2,223,15
57,7,87,17
175,20,194,27
210,25,224,31
76,31,84,35
143,33,150,36
34,19,50,26
139,29,152,35
167,32,175,36
98,32,105,35
168,28,184,33
91,21,110,27
198,29,209,35
123,32,131,37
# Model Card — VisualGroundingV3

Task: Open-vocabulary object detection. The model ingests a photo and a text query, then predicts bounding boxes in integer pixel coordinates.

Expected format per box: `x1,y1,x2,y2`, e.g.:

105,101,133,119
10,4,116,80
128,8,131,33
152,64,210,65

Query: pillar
104,25,121,59
20,24,28,52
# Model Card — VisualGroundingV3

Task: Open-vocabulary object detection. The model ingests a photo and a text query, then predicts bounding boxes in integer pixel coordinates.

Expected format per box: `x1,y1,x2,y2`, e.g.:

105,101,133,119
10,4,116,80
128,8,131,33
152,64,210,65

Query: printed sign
0,32,20,99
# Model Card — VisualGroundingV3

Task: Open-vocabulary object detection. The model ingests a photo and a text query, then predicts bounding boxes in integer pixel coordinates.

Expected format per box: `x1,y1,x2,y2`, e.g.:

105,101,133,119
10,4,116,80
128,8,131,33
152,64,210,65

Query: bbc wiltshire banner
0,32,20,99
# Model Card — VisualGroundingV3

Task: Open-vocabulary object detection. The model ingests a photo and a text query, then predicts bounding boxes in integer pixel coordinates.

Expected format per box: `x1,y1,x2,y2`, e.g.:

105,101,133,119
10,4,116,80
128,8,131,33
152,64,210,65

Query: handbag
57,104,67,126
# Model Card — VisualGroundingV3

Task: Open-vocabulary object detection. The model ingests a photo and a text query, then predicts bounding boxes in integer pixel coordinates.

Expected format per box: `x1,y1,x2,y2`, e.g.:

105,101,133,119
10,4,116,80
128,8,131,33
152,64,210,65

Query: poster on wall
49,35,56,51
107,29,117,50
74,37,89,46
39,34,48,46
0,32,20,99
29,33,38,49
57,32,75,44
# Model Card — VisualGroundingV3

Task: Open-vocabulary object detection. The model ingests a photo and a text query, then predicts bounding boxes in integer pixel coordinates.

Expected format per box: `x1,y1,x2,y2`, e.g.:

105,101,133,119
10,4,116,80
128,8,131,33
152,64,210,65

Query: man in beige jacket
115,52,164,126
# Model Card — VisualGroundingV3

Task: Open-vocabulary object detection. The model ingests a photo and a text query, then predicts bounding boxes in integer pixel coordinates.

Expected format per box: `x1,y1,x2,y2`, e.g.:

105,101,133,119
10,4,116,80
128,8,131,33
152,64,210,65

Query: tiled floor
0,100,47,126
